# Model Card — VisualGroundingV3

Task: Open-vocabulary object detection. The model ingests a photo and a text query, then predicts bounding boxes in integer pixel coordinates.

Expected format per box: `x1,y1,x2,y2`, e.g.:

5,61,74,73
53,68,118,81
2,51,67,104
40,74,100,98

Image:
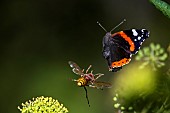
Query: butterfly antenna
83,86,90,107
110,19,126,33
97,21,107,32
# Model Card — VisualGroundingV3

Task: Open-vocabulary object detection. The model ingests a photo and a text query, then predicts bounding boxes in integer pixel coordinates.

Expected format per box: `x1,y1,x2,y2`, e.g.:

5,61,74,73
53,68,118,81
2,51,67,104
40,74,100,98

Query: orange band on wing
111,58,131,68
112,31,135,52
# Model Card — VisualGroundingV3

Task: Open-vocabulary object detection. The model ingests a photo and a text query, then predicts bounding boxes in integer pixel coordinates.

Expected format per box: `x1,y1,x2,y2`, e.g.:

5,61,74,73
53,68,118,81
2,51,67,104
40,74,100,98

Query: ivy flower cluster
135,43,168,70
18,96,68,113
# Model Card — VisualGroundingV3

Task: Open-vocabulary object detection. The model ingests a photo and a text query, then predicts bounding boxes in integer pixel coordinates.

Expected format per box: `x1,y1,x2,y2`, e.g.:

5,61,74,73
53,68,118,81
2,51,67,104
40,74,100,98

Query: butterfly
98,19,150,72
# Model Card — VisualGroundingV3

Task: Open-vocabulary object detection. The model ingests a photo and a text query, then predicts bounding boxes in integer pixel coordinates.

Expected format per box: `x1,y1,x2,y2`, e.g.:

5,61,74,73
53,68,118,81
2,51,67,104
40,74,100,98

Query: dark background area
0,0,170,113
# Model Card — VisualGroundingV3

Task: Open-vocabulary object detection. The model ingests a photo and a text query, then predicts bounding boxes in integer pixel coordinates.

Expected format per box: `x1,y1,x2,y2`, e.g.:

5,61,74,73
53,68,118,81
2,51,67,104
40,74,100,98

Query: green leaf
150,0,170,19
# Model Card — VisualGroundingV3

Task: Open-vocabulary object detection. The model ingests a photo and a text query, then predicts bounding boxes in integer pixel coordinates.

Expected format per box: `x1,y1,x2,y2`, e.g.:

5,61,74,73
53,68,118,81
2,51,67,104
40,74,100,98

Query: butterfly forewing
68,61,84,75
123,29,149,54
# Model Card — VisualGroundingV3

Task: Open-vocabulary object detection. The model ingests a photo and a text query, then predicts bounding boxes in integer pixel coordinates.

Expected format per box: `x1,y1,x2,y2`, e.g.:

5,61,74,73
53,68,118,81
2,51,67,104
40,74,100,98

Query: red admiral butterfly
98,19,150,72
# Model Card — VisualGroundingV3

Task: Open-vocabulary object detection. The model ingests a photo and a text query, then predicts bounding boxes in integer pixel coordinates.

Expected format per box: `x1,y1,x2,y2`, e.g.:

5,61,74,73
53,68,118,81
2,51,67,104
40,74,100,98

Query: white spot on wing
141,29,145,32
132,29,138,36
130,54,132,57
138,36,141,40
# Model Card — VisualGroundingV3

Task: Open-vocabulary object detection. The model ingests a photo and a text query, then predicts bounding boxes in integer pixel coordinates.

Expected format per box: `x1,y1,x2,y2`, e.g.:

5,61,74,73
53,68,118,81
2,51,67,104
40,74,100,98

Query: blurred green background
1,0,170,113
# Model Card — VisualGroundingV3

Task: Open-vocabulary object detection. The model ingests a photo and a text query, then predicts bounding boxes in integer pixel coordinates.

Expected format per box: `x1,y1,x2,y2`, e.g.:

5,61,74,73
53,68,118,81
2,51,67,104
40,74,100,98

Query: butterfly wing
102,33,132,72
123,29,149,54
110,44,131,72
102,29,149,72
